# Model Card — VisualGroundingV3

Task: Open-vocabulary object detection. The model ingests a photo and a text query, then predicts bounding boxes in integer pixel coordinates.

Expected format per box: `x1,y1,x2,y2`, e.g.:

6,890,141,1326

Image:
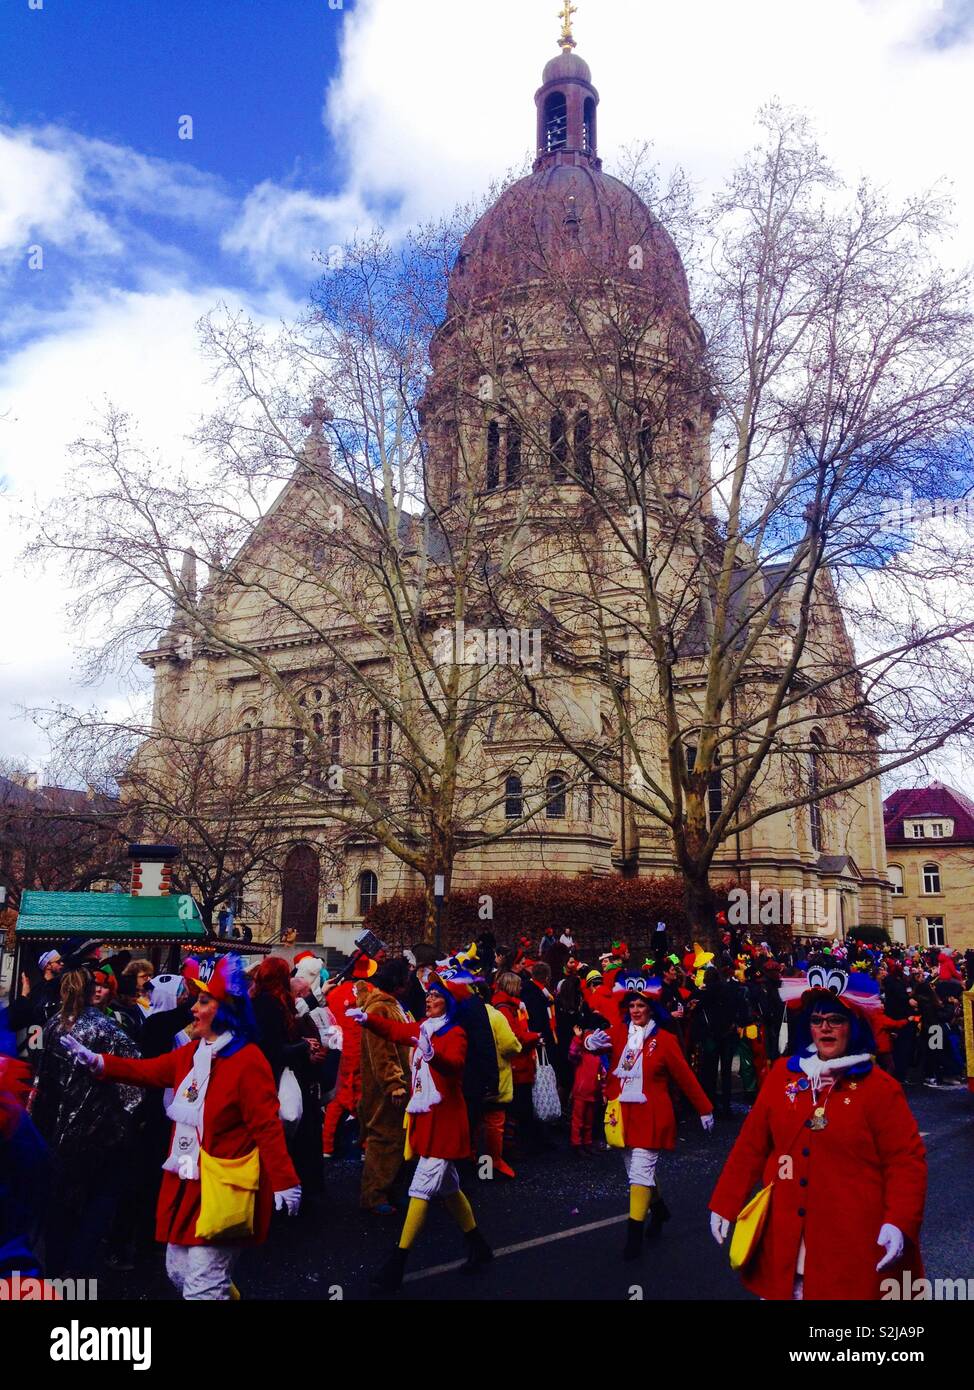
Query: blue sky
1,0,973,769
0,0,352,334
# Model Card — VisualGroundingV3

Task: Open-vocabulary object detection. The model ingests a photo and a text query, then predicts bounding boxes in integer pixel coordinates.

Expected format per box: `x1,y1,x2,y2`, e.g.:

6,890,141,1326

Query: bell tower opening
544,92,568,152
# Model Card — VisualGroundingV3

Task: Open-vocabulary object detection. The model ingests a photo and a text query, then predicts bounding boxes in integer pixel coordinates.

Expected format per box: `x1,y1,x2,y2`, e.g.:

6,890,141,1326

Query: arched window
505,423,522,486
574,410,593,486
370,709,381,782
809,731,824,851
583,97,596,154
486,420,500,491
922,862,942,895
586,774,596,821
546,771,567,819
637,416,653,472
293,697,308,776
549,412,568,482
329,699,341,765
543,92,568,152
685,745,723,831
888,864,904,895
241,722,253,788
358,869,379,915
505,773,523,820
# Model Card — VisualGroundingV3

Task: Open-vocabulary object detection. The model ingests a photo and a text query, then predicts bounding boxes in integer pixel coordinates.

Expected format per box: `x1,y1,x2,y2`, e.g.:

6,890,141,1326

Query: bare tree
0,756,127,910
28,215,573,941
457,105,974,942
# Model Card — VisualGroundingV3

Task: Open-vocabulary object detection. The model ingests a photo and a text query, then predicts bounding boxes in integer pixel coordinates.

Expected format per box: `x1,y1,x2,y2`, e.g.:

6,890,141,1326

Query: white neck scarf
407,1016,448,1114
163,1032,233,1180
613,1020,655,1103
798,1049,872,1101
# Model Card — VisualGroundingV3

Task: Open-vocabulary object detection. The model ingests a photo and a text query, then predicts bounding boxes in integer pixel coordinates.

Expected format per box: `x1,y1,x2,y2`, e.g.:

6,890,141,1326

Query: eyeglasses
809,1014,848,1028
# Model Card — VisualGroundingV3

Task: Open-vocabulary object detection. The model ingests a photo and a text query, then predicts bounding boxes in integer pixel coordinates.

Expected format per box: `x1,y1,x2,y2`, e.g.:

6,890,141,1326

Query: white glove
584,1028,612,1052
416,1029,435,1061
700,1113,715,1132
274,1186,302,1216
60,1034,104,1074
344,1007,368,1025
710,1211,731,1245
875,1223,904,1271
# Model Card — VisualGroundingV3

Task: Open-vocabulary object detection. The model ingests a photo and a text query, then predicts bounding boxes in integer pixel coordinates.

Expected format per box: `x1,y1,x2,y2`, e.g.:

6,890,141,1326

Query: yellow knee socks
629,1184,651,1223
398,1197,428,1249
444,1191,477,1234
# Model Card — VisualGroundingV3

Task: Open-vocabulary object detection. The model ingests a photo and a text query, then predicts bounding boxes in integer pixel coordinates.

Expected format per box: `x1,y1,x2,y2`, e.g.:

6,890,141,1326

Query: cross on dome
558,0,577,52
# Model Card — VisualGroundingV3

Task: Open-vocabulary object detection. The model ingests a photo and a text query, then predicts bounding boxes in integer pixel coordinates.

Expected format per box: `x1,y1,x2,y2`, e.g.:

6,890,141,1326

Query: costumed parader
586,973,714,1261
708,966,927,1300
61,953,301,1302
346,974,492,1294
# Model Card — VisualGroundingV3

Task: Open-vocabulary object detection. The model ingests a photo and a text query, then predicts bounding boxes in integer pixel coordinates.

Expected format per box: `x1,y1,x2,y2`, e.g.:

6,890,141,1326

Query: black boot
646,1193,671,1240
370,1246,409,1294
460,1226,493,1275
623,1218,644,1261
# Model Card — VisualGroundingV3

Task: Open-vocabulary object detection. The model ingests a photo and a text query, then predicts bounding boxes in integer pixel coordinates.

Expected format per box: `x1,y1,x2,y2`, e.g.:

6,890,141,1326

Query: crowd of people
0,922,969,1300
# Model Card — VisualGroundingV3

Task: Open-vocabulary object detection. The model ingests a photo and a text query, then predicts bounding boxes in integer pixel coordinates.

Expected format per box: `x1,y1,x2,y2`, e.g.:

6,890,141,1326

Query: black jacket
456,995,499,1107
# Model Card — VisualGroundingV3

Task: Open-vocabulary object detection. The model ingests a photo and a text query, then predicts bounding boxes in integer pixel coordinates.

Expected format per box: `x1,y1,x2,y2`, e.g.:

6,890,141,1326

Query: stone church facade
141,32,891,952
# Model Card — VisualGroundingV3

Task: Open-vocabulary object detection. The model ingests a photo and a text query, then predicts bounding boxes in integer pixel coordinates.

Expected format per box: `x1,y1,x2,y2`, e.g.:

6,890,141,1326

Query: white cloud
0,127,121,263
221,183,370,283
0,283,298,764
322,0,974,254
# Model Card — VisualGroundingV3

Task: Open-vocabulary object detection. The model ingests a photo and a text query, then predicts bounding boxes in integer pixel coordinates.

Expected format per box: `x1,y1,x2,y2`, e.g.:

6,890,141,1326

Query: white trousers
408,1156,461,1201
165,1243,236,1301
623,1147,660,1188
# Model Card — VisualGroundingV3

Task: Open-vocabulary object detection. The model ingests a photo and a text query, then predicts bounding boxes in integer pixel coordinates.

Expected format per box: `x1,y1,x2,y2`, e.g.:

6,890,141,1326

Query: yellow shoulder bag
728,1182,773,1271
603,1097,625,1149
195,1148,260,1241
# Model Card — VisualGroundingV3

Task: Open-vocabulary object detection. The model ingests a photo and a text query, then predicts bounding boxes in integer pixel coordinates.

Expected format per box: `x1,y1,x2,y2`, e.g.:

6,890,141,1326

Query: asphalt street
98,1081,973,1303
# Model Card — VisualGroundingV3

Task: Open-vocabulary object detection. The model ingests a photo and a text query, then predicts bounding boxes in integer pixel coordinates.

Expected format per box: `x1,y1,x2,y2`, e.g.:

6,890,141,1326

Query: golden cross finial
558,0,577,51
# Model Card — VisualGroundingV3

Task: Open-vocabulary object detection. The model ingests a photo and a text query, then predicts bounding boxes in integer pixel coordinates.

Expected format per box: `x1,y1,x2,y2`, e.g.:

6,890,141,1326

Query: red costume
364,1014,471,1160
603,1022,712,1149
709,1057,926,1300
322,976,367,1152
569,1031,605,1147
101,1041,298,1247
490,989,540,1084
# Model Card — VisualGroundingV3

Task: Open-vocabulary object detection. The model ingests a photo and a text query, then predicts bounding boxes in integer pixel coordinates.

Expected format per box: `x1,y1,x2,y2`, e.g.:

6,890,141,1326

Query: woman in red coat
708,967,927,1300
346,974,491,1293
62,954,300,1301
587,974,714,1261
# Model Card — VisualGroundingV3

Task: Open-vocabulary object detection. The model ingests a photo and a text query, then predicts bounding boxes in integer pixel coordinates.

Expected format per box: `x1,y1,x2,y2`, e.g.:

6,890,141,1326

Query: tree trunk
683,868,718,952
421,826,453,949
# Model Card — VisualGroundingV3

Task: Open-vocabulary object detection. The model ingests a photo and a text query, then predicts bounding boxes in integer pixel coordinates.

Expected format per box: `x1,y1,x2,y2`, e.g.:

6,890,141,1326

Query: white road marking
403,1212,629,1283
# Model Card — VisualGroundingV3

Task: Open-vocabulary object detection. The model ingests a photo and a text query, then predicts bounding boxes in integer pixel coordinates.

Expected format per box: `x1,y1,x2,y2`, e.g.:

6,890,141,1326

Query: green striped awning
15,890,208,945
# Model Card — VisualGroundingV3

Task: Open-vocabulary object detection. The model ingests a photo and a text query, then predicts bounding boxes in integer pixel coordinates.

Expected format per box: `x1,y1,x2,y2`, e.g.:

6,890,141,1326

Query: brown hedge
364,873,739,958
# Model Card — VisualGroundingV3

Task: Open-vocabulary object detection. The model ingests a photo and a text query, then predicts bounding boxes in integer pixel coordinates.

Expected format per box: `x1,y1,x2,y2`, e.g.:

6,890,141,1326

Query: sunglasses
809,1013,848,1028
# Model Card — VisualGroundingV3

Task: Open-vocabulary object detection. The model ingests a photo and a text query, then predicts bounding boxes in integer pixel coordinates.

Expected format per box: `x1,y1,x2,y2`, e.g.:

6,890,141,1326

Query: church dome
444,29,690,317
446,161,690,314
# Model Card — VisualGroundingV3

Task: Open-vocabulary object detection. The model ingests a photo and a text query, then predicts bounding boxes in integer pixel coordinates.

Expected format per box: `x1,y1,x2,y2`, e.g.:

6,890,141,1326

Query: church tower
423,11,713,515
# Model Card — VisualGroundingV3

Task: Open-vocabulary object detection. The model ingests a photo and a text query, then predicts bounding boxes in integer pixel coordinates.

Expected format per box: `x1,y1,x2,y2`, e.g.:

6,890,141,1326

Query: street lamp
434,874,445,955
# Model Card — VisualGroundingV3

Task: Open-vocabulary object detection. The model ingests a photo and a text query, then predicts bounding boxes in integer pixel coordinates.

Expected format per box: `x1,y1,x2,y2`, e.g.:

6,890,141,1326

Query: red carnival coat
363,1014,470,1160
603,1022,712,1149
327,979,365,1110
491,990,540,1085
709,1057,926,1301
101,1041,298,1247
